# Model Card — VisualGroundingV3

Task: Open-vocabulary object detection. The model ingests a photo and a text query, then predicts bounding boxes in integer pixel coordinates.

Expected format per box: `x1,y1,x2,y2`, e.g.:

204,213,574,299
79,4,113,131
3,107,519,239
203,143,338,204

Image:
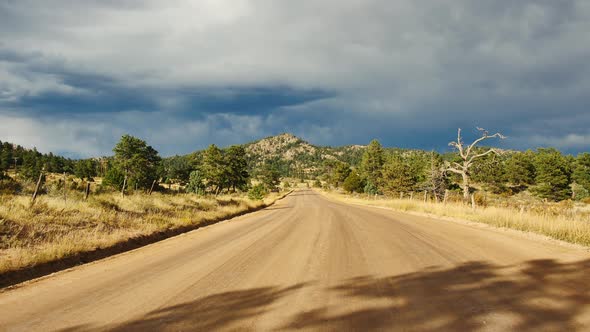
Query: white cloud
525,133,590,150
0,111,271,157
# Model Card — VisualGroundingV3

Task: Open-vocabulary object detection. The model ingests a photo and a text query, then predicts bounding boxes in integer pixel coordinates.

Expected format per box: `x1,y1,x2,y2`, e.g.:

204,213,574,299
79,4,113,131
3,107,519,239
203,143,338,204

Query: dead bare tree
446,127,506,202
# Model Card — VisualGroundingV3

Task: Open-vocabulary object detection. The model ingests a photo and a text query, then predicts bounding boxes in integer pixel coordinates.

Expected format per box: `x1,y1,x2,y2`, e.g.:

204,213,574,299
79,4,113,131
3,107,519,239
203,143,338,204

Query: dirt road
1,189,589,331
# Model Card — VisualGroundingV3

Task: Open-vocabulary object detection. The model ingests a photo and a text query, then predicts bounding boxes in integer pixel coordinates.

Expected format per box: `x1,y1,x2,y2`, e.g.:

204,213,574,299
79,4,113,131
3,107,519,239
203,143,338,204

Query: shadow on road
59,283,308,332
284,259,590,331
59,259,590,331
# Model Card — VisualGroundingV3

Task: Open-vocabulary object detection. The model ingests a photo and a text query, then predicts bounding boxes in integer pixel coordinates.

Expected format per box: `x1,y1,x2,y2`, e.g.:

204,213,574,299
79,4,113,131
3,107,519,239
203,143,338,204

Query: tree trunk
461,172,470,202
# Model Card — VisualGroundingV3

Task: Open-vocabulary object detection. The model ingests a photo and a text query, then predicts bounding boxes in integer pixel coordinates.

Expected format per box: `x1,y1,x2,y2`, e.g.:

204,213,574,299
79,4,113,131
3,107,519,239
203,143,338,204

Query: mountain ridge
240,133,368,176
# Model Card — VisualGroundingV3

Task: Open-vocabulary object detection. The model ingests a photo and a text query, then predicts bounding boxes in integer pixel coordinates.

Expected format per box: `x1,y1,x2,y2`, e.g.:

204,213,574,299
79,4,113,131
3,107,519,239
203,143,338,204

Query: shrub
572,182,589,201
364,181,379,195
186,170,206,195
248,184,267,200
343,172,364,193
102,167,125,191
0,178,22,195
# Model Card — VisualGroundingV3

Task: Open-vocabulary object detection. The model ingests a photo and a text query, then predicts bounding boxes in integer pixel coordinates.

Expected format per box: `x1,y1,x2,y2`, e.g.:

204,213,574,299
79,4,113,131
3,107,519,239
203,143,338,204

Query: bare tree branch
446,167,464,175
449,128,466,159
465,128,506,157
467,148,502,164
445,127,506,201
452,162,464,170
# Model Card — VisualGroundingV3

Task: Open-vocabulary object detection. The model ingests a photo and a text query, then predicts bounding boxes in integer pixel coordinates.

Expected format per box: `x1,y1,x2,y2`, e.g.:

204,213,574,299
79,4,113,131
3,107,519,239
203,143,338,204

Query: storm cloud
0,0,589,156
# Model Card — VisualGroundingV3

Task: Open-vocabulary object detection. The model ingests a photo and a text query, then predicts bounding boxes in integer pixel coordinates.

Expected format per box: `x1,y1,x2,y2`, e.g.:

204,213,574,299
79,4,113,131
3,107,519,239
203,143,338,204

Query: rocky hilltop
244,133,367,176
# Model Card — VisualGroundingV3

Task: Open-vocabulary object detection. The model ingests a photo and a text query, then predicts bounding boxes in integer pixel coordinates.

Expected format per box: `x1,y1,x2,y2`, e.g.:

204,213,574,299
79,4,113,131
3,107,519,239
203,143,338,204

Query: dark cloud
0,0,589,156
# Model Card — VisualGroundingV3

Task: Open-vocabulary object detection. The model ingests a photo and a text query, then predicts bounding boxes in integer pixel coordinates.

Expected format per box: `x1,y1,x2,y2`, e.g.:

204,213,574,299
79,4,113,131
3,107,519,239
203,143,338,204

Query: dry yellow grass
322,190,590,247
0,192,283,275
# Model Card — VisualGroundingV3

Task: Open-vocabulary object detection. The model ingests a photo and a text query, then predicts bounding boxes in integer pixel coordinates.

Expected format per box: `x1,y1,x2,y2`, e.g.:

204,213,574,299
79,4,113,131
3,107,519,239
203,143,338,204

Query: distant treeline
2,134,589,202
322,140,590,202
0,136,279,197
0,140,76,180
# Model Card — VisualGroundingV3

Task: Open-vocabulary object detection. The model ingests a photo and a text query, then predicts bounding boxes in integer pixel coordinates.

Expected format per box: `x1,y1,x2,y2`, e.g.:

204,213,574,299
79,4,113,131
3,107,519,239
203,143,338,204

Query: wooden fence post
63,172,67,204
399,192,403,200
443,190,449,205
423,191,427,203
121,176,127,197
148,179,157,195
410,192,414,200
471,193,476,210
84,182,91,200
31,170,44,204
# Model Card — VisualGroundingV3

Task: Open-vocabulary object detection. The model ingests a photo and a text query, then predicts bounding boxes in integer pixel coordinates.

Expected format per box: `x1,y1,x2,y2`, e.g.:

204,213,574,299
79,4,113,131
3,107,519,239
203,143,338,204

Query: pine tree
381,153,417,195
74,159,98,181
573,153,590,192
260,161,281,191
471,150,507,193
360,139,384,192
330,161,351,187
225,145,250,192
0,142,12,173
532,148,572,201
160,155,193,184
200,144,225,194
112,135,161,191
504,150,535,187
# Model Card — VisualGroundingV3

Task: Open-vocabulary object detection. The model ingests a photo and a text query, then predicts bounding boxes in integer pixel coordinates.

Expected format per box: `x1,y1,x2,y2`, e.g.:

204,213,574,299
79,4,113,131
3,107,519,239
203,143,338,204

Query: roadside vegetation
317,127,590,246
0,192,281,275
0,135,287,277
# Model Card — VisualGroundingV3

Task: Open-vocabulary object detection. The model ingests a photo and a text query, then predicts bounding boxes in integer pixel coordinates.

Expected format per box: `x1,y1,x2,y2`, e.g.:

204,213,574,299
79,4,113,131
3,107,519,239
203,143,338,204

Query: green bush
572,183,589,201
248,184,267,200
102,167,125,191
186,170,206,195
364,181,379,195
343,172,364,193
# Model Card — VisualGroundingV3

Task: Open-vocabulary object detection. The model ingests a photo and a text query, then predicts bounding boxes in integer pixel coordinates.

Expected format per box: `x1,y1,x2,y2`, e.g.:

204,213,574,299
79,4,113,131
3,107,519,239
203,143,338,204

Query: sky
1,0,589,158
